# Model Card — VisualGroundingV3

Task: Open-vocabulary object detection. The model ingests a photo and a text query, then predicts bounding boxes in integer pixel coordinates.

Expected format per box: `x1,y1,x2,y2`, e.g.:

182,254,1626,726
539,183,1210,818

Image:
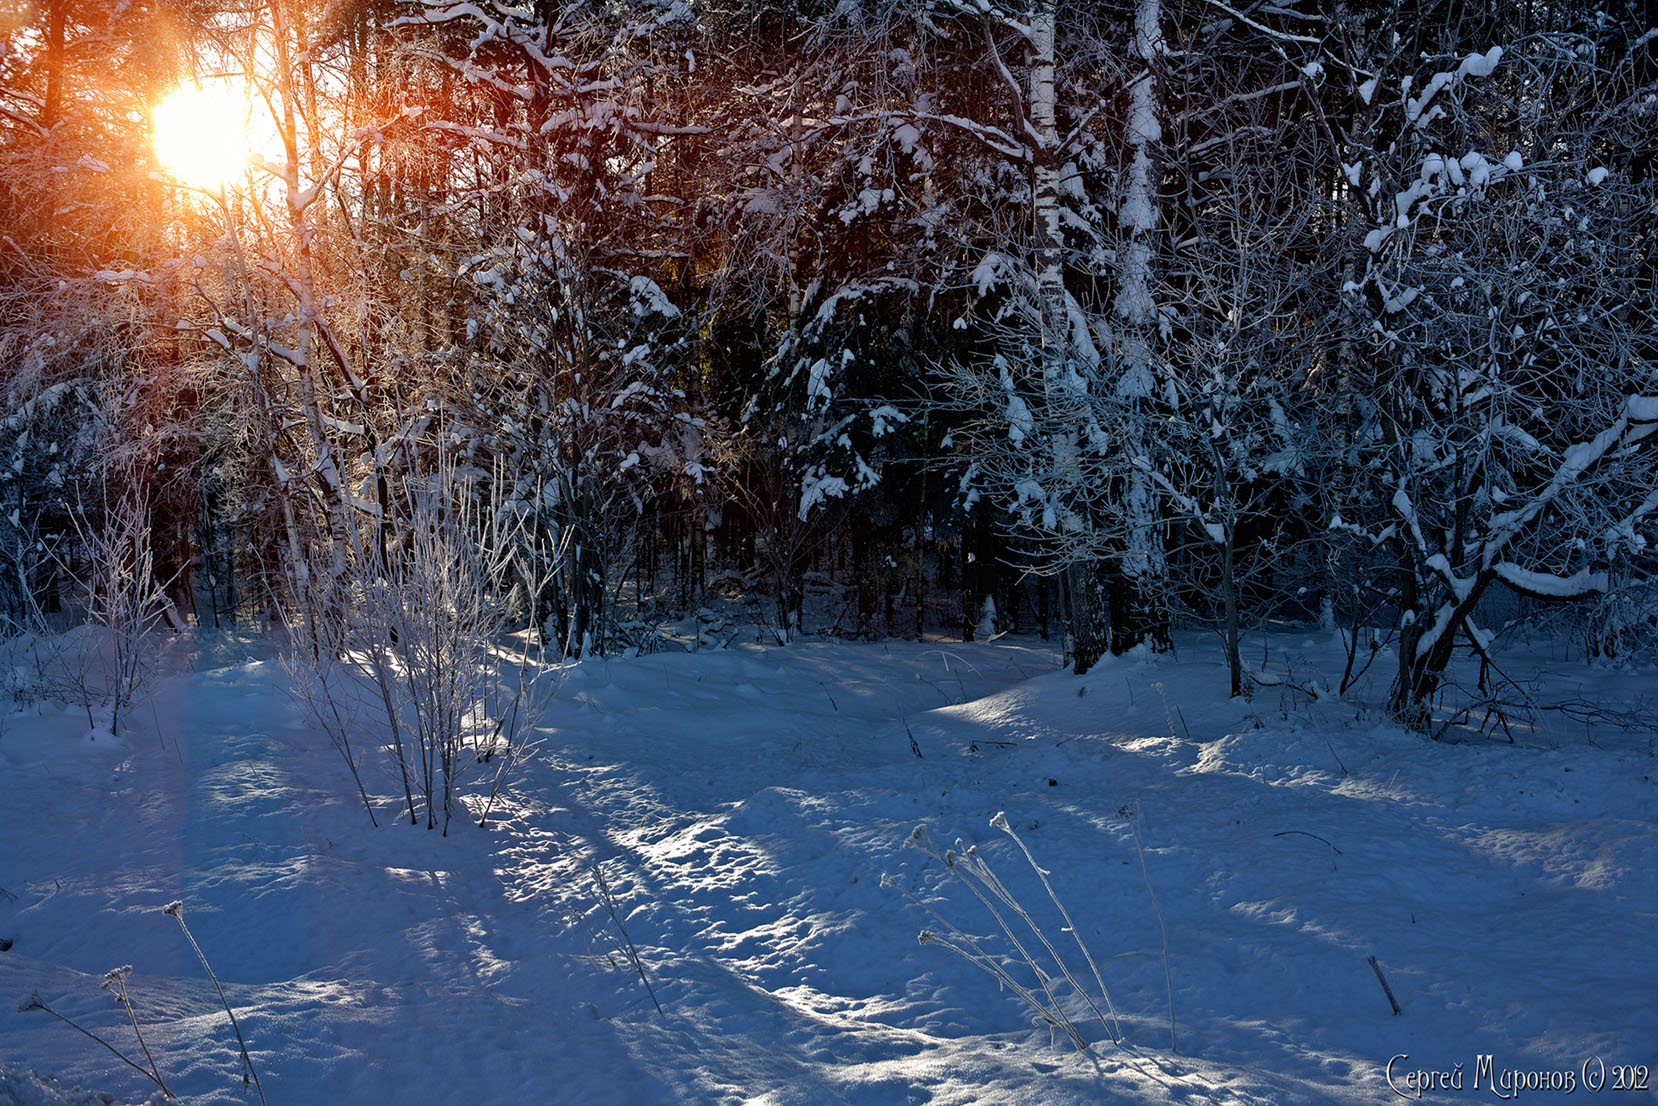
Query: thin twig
592,865,664,1017
19,992,161,1088
1272,830,1342,854
885,875,1083,1051
992,813,1124,1044
1123,807,1176,1052
103,966,173,1098
905,828,1085,1047
1367,954,1402,1015
164,901,267,1104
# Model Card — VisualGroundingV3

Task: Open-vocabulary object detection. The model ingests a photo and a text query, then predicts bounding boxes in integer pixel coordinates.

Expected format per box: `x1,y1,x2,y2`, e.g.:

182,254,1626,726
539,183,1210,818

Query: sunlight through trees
0,0,1651,724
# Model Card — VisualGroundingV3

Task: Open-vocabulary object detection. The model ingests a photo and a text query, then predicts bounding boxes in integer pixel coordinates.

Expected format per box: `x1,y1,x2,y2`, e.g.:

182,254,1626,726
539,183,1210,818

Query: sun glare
153,81,251,189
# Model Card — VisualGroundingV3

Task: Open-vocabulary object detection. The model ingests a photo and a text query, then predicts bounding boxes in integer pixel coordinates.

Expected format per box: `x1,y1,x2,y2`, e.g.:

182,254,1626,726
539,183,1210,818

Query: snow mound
0,1064,167,1106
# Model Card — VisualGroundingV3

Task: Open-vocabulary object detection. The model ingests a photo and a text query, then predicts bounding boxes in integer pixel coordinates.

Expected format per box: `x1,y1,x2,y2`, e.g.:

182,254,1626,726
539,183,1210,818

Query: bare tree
1323,27,1658,726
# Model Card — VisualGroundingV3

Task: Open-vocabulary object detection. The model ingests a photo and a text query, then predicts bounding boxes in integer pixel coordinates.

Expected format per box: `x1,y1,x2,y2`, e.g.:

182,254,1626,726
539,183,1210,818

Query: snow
1456,47,1503,79
1459,151,1493,189
1394,180,1430,224
1405,71,1454,127
1,630,1655,1106
1625,395,1658,423
628,276,680,320
971,251,1009,297
869,405,908,437
1491,561,1608,598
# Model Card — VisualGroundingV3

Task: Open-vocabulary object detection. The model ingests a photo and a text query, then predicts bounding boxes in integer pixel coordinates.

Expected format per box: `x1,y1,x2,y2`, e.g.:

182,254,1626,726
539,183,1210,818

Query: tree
1325,24,1658,727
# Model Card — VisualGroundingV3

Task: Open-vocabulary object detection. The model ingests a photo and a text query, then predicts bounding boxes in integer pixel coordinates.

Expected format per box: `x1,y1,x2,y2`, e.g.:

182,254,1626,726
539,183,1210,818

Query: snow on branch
1481,394,1658,571
1195,0,1323,45
1491,562,1608,600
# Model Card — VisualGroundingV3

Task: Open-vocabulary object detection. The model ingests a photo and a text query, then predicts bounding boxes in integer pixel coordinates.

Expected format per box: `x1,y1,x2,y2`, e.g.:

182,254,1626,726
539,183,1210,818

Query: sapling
297,458,556,834
52,474,178,737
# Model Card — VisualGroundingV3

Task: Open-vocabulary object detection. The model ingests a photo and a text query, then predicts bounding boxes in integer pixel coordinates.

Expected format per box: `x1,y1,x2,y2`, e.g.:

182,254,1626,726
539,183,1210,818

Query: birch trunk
269,0,351,611
1030,0,1107,673
1109,0,1171,655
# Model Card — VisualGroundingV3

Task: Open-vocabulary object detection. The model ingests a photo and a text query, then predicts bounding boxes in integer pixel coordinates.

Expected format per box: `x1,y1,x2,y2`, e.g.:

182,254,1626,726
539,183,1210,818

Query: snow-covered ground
1,629,1654,1105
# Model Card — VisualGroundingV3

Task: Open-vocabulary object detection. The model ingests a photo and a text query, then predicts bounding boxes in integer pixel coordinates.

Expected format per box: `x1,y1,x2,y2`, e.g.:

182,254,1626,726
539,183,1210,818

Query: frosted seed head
162,900,183,917
879,873,896,890
905,825,928,849
989,811,1010,832
19,992,45,1012
918,929,937,945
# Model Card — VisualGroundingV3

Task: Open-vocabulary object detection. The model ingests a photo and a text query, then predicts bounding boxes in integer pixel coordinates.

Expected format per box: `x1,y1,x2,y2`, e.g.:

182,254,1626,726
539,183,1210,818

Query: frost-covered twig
102,965,172,1097
907,828,1079,1041
163,900,266,1104
990,812,1123,1044
18,991,163,1091
1121,806,1175,1052
591,864,663,1017
900,820,1125,1051
882,873,1084,1051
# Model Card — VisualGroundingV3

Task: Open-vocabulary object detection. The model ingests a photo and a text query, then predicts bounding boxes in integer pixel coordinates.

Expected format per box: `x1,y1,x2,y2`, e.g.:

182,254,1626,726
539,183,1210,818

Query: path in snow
1,633,1654,1105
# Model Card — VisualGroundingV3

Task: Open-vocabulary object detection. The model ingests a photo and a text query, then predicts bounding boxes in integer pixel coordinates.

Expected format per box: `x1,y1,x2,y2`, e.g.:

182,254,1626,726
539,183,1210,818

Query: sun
153,80,251,189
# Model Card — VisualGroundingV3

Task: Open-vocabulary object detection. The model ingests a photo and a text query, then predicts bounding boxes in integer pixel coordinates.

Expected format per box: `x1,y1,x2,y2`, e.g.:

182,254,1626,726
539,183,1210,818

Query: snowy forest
0,0,1654,718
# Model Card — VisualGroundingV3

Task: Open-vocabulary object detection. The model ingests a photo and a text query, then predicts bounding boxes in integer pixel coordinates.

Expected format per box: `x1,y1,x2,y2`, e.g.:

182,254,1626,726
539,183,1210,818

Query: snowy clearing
1,632,1655,1105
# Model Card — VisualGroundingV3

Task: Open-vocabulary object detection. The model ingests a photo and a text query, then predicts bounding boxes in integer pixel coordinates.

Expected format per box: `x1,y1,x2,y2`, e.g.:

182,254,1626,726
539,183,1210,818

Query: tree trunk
1221,532,1241,698
42,0,65,129
1067,560,1108,674
1108,0,1172,655
1029,0,1109,667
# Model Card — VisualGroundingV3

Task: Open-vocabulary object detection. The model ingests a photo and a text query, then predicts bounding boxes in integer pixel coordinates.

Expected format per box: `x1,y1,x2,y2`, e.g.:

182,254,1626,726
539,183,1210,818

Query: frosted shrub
1570,573,1658,662
886,814,1123,1053
47,474,176,736
292,466,551,834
